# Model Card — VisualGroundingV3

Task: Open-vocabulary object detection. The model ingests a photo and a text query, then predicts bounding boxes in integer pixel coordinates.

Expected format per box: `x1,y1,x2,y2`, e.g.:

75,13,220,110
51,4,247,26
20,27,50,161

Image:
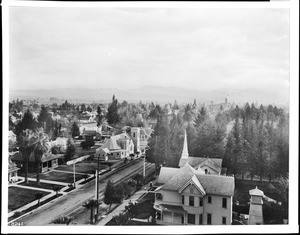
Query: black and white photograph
2,0,299,234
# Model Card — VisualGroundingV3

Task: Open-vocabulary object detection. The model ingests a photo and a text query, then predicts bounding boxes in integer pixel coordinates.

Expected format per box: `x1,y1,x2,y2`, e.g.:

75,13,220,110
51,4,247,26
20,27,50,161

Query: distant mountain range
9,86,289,106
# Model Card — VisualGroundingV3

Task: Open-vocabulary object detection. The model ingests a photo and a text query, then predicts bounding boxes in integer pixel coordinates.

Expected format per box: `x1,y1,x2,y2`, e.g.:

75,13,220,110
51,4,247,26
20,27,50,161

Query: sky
9,6,290,92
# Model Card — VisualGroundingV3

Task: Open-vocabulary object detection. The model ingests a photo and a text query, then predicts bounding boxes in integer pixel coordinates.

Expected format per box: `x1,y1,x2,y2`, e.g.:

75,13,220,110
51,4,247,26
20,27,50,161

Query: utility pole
143,150,146,179
95,153,101,222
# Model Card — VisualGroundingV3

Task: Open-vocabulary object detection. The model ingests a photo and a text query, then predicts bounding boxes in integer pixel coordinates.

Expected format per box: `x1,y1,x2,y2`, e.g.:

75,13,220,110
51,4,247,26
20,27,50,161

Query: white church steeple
178,130,190,167
181,130,189,159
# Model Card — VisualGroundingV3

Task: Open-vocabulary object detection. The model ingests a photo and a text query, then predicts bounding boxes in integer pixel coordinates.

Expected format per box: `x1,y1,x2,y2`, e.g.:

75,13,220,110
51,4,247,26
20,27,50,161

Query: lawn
19,180,65,191
8,186,50,212
56,161,107,174
75,148,96,157
8,193,63,222
37,171,85,183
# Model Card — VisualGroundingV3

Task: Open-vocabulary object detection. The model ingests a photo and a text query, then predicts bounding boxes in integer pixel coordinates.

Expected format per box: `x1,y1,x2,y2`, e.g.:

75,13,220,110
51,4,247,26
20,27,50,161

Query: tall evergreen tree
15,109,37,138
106,95,120,125
71,122,80,137
37,105,54,135
96,105,104,126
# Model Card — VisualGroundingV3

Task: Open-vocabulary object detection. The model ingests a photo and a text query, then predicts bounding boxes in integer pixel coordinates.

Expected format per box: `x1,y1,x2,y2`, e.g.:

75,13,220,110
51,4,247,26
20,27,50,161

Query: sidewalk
96,186,151,225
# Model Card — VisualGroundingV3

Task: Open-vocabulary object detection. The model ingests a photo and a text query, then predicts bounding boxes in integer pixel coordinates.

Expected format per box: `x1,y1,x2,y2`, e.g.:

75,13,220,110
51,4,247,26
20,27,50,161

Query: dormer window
190,188,194,194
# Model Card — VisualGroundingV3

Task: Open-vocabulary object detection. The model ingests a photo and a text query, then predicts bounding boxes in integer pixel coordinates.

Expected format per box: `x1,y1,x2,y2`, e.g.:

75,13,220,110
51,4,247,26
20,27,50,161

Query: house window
199,197,203,207
199,214,203,225
133,133,136,138
207,213,212,225
187,214,195,224
182,195,185,205
117,152,119,155
189,196,194,206
156,193,163,200
222,198,227,208
208,196,212,204
222,217,226,225
190,188,194,194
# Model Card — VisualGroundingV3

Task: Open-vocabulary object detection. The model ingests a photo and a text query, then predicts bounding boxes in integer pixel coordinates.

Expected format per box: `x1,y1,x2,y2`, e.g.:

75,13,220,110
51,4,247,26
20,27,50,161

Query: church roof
197,158,222,173
100,137,121,150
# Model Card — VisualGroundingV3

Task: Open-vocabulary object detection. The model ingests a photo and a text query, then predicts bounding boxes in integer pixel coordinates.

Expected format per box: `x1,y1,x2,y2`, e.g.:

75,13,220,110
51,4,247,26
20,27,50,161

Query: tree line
145,102,289,181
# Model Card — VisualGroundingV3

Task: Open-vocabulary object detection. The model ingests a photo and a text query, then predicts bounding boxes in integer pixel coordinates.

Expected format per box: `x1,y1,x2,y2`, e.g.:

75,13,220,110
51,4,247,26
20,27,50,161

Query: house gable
179,175,206,195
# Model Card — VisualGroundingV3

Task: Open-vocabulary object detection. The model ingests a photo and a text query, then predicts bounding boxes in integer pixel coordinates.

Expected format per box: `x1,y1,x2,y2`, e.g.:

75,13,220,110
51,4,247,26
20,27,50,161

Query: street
15,159,150,225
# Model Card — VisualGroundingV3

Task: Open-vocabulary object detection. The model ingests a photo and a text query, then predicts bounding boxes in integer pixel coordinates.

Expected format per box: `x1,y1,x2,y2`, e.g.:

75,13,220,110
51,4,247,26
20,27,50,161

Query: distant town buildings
94,126,153,161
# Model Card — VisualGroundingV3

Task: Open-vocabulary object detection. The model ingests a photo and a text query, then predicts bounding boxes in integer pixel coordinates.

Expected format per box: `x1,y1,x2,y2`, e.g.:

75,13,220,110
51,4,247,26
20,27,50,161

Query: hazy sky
9,7,290,92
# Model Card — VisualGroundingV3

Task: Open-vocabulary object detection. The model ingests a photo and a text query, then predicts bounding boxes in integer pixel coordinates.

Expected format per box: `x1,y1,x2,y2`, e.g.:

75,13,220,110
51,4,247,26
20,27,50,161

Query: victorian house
154,131,235,225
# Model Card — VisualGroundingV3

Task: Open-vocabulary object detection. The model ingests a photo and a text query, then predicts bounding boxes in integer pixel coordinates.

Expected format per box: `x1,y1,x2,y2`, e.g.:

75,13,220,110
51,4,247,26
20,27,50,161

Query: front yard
35,171,85,184
8,186,50,212
55,161,107,174
19,180,65,191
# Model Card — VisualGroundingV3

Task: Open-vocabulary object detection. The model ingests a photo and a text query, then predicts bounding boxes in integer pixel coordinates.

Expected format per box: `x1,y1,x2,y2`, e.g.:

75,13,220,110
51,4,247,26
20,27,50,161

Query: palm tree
53,185,61,196
113,213,129,225
17,129,36,183
34,192,44,207
82,199,98,224
52,216,73,225
32,129,49,185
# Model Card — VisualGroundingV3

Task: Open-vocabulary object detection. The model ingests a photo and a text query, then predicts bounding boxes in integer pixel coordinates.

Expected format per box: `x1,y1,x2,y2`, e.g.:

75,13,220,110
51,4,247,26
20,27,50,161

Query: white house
154,131,235,225
79,115,94,124
94,132,134,160
48,137,68,153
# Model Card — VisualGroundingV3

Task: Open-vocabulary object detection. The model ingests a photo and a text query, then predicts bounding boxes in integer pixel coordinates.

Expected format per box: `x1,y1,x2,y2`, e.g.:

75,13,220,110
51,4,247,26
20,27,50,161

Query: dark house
10,151,64,173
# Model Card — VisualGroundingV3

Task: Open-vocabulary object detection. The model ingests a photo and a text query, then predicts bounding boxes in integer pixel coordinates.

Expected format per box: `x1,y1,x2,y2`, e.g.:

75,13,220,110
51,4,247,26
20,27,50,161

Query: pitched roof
179,174,206,195
157,163,234,196
195,173,235,196
157,167,179,185
81,122,98,127
161,164,195,191
100,137,121,150
249,187,264,197
10,152,64,163
186,156,222,169
197,158,222,173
